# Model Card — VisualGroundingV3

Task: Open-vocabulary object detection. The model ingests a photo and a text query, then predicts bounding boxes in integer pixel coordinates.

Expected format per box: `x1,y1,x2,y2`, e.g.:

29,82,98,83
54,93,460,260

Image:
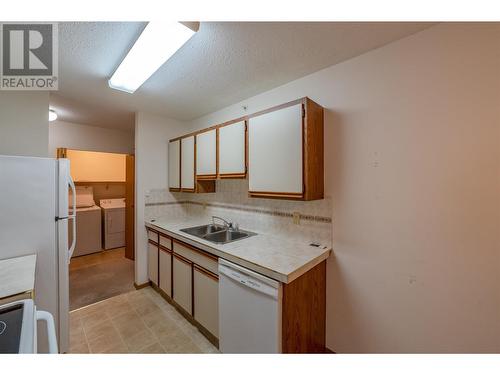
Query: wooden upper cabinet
181,136,195,191
218,120,246,178
168,139,180,191
169,97,322,199
196,129,217,179
167,135,215,194
248,98,324,200
249,103,302,196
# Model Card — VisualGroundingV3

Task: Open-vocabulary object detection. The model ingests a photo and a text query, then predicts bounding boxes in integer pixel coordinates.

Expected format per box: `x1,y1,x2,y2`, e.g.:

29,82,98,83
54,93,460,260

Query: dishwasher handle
219,264,279,299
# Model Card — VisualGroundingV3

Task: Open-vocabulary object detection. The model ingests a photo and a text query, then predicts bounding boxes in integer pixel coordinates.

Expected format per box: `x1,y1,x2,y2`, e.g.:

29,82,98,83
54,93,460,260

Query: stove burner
0,304,24,353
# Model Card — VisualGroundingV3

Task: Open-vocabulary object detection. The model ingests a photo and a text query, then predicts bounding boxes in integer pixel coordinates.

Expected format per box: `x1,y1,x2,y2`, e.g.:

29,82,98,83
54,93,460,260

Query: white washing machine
69,186,102,257
100,198,126,250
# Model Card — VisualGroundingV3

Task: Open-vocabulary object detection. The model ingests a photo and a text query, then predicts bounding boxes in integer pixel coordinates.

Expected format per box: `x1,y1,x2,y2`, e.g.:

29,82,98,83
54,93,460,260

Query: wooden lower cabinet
172,254,193,315
159,247,172,297
281,261,326,353
147,240,158,286
193,265,219,338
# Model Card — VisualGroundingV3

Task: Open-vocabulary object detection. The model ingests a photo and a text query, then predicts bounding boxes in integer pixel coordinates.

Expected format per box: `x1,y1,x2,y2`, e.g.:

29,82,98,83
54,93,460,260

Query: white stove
0,299,57,353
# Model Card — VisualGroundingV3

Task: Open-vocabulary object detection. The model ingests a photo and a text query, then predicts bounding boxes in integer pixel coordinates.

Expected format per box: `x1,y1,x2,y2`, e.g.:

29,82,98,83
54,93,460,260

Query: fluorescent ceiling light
108,22,196,93
49,109,57,122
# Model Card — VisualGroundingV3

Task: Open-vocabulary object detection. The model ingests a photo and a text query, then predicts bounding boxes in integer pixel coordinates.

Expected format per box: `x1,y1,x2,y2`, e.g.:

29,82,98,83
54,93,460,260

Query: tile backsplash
145,179,332,247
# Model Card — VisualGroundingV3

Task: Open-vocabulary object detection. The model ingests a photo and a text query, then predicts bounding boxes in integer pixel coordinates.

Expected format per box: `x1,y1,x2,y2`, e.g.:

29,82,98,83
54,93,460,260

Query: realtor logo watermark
0,23,58,90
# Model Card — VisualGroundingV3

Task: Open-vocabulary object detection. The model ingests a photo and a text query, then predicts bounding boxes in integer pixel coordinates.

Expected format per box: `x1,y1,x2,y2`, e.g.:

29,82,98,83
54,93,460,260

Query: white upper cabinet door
181,136,195,190
168,140,180,189
248,104,303,194
218,120,246,176
196,129,216,177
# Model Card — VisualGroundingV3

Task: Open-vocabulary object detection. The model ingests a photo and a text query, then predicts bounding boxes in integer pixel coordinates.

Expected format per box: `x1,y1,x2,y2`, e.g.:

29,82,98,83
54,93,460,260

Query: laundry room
48,119,136,310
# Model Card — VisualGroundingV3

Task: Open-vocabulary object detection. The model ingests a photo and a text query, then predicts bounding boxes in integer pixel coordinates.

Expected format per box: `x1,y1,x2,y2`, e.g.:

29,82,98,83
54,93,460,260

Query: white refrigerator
0,155,76,353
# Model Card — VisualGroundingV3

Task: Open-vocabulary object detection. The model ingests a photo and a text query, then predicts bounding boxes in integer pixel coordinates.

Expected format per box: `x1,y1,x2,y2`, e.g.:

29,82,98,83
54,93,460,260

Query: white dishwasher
218,259,282,353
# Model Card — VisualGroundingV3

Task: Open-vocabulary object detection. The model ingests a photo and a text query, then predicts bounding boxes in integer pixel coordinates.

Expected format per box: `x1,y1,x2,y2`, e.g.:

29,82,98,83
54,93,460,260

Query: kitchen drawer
173,241,218,274
159,233,171,250
194,265,219,338
159,248,172,297
147,228,159,243
173,254,193,315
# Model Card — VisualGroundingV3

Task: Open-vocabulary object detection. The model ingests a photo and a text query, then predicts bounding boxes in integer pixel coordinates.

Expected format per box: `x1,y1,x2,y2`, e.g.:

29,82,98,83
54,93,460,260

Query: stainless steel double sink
180,224,257,244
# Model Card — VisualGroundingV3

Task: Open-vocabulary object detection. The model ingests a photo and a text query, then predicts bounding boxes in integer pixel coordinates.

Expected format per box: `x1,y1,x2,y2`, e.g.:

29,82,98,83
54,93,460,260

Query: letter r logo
2,24,53,76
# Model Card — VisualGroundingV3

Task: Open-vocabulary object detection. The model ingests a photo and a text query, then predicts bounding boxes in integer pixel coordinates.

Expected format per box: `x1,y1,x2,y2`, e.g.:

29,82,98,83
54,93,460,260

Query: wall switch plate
293,212,300,225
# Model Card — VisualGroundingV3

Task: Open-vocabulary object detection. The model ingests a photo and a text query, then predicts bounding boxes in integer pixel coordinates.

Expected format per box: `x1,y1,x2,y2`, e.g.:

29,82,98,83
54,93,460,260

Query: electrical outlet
293,212,300,225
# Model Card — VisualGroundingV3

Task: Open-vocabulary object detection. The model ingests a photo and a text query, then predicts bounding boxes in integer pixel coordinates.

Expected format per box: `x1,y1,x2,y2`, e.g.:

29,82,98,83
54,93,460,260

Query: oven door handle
36,310,58,354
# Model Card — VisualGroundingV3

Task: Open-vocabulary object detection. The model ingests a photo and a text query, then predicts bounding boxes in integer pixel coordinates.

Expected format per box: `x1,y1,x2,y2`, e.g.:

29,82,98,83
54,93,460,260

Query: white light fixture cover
49,109,57,122
108,22,196,93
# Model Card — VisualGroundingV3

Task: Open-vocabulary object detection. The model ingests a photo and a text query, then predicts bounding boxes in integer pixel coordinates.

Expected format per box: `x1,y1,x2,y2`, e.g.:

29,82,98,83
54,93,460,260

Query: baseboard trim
134,281,152,290
324,347,336,353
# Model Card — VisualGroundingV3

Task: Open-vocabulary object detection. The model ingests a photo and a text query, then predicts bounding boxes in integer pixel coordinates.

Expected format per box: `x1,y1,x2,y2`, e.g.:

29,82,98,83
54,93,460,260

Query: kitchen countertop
0,254,36,300
146,218,331,283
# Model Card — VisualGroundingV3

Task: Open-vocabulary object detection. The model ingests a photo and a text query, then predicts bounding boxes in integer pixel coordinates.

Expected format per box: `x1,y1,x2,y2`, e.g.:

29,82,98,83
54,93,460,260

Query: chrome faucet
212,216,237,230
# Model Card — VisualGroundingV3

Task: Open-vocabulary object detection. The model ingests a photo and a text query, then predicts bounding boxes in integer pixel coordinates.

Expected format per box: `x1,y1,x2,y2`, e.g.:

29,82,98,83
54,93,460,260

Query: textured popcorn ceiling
51,22,434,130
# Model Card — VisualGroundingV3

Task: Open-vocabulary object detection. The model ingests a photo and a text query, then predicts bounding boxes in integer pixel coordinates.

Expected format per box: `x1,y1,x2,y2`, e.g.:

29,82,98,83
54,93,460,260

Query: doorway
57,148,135,310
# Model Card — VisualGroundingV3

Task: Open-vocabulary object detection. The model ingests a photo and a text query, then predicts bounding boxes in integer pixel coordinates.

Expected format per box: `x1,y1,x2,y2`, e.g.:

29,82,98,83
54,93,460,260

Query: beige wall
134,112,186,285
0,92,49,157
187,23,500,352
48,120,134,157
67,149,126,182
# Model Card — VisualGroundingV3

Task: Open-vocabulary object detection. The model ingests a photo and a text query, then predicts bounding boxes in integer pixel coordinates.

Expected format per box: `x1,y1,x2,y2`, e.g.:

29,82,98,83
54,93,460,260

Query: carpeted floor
69,248,135,311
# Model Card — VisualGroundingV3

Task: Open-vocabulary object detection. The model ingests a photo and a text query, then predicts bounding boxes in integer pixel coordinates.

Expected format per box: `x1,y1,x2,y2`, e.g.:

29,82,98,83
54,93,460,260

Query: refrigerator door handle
68,175,76,261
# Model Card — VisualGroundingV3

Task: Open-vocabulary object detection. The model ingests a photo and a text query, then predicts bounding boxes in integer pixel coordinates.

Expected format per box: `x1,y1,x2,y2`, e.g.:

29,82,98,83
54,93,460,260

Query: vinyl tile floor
69,248,135,310
69,287,219,354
